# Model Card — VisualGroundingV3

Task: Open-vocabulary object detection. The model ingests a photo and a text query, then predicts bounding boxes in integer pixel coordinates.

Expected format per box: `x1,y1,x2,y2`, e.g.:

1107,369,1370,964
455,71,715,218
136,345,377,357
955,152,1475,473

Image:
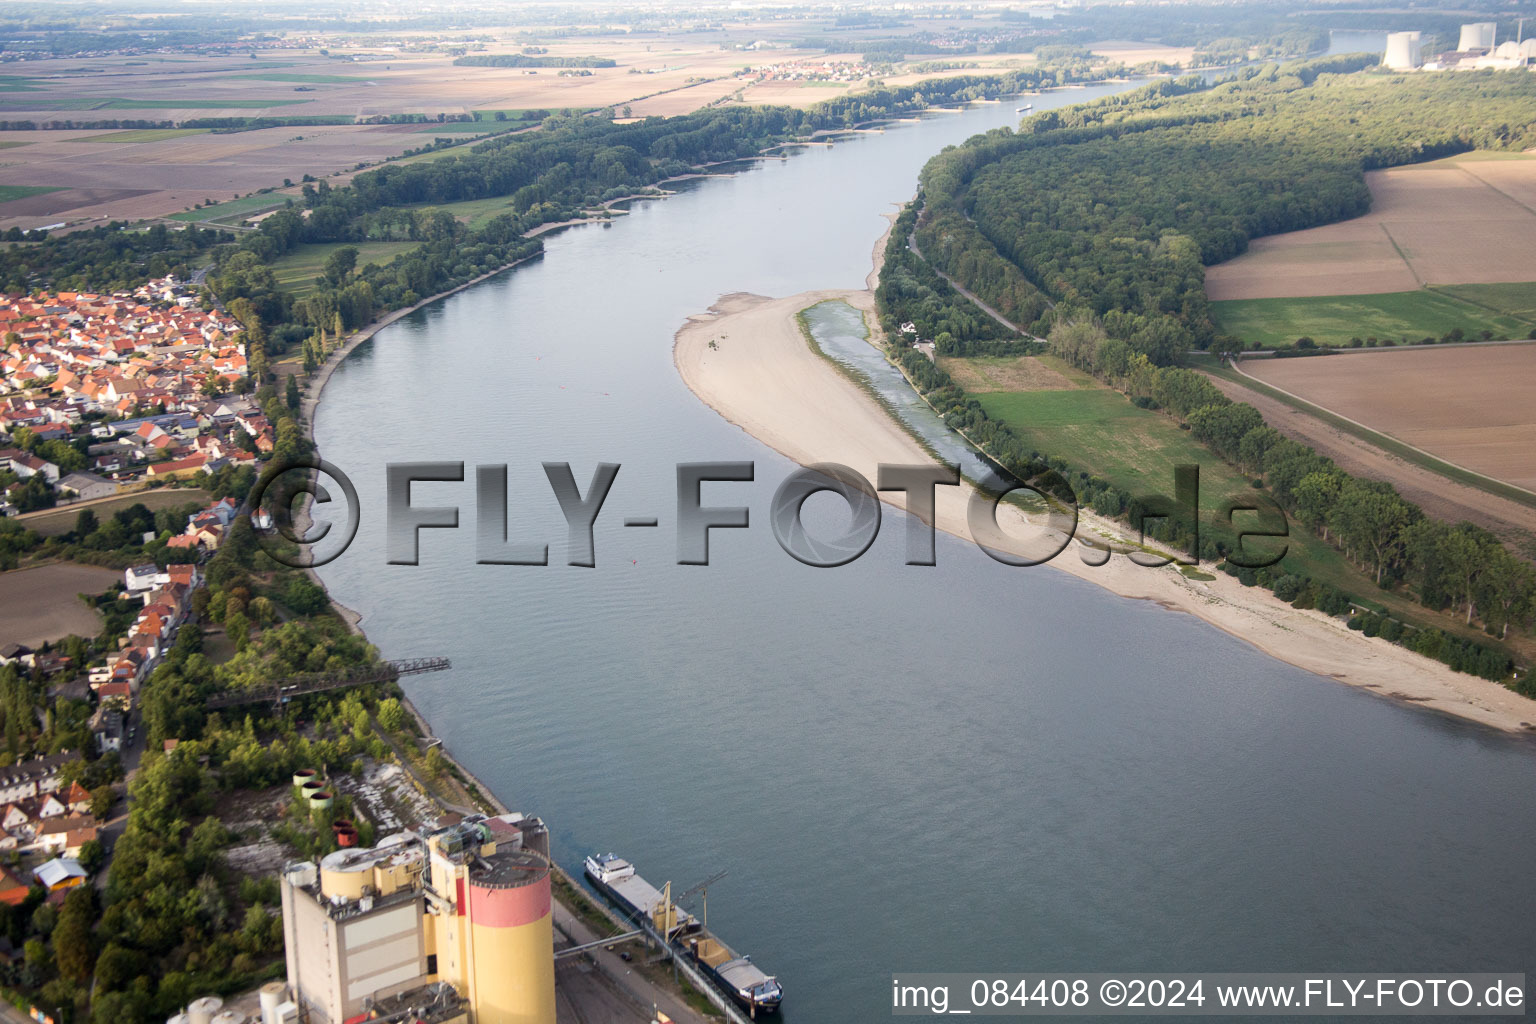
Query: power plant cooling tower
1458,22,1497,51
1383,31,1423,69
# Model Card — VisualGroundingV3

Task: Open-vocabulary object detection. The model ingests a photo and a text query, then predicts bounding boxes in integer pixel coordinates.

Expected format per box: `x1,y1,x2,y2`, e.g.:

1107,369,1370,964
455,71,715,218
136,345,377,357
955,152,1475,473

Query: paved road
93,702,144,888
552,903,711,1024
0,1000,35,1024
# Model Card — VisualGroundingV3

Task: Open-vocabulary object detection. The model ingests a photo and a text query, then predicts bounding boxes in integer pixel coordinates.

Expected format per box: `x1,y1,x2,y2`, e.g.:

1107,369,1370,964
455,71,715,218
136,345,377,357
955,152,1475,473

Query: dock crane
674,870,728,928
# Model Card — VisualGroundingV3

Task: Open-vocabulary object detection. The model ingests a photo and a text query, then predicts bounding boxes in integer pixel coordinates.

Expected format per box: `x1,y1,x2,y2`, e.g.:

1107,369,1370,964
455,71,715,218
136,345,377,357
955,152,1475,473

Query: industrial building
1419,21,1535,71
279,813,556,1024
1383,31,1424,70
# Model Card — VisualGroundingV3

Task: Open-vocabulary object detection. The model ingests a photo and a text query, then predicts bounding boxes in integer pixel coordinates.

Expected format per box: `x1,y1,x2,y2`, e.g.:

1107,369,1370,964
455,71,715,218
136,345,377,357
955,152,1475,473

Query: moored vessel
584,853,699,935
684,934,783,1014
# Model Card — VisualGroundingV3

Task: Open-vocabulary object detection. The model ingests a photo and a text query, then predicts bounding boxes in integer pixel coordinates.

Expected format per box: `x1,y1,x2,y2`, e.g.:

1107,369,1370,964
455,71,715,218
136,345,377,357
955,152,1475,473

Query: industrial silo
186,996,223,1024
257,982,287,1024
464,846,556,1024
1383,31,1423,69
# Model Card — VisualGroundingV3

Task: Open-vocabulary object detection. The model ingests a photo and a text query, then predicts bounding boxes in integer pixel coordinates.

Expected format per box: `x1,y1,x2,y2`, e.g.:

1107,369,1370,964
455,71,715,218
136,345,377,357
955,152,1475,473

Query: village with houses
0,276,293,924
0,278,277,517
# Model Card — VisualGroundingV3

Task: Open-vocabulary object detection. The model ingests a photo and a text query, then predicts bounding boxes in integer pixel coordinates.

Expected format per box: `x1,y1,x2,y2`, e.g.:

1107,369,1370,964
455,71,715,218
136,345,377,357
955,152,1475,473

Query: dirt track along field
1203,364,1536,555
1238,343,1536,494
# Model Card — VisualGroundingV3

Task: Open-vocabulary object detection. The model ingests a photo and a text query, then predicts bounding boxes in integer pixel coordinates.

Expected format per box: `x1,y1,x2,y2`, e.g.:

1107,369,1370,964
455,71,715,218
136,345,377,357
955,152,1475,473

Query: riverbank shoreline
291,241,717,1023
672,290,1536,736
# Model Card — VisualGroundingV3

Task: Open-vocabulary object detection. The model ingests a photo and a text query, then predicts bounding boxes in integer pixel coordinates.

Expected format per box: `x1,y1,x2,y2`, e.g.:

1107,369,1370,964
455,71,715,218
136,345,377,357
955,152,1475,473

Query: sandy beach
673,289,1536,735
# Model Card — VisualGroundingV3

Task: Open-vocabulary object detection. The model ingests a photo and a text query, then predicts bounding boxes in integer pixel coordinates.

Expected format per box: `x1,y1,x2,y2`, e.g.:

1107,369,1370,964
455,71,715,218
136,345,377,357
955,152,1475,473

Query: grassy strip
166,193,295,222
1430,282,1536,322
73,127,210,143
1203,360,1536,511
0,184,64,202
1209,289,1533,349
100,97,312,109
231,73,368,84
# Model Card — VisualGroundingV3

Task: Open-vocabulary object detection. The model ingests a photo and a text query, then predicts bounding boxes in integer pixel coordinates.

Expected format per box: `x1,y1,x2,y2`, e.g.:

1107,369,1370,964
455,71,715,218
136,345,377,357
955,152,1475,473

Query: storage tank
167,1015,189,1024
211,1011,242,1024
307,789,333,811
291,769,317,790
187,996,222,1024
1383,31,1423,69
258,981,287,1024
335,826,359,847
299,780,322,803
319,848,374,901
1458,22,1496,51
464,847,556,1024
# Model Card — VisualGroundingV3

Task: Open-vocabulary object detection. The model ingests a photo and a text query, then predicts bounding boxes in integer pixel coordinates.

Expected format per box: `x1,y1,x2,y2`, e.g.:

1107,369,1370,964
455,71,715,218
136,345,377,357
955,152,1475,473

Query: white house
124,563,165,593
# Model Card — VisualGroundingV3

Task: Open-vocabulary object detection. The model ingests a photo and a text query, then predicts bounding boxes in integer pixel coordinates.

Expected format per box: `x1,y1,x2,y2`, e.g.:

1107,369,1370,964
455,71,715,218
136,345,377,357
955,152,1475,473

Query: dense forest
917,61,1536,362
877,59,1536,681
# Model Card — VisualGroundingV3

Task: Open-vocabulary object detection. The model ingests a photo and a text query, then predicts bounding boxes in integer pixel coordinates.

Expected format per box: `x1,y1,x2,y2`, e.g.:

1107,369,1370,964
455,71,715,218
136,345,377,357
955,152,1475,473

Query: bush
1271,573,1305,602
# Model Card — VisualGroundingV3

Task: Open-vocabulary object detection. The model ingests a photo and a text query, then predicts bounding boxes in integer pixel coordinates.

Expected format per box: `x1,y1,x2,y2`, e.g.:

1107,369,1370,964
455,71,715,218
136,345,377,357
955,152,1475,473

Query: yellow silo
463,848,555,1024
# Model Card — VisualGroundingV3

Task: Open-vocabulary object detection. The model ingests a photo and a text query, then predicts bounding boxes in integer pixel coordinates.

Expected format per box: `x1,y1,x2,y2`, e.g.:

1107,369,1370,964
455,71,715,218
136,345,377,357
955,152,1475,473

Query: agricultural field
1239,343,1536,492
937,353,1076,392
1209,288,1536,349
976,377,1260,505
1198,359,1536,552
0,184,63,202
74,127,211,143
269,240,420,296
1204,152,1536,301
0,562,119,646
1436,282,1536,321
166,192,298,223
13,487,211,537
407,195,527,230
953,354,1502,640
0,26,1047,233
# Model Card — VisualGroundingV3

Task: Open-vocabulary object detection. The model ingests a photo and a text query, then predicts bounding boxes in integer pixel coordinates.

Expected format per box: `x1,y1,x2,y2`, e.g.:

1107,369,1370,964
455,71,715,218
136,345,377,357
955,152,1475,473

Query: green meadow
268,241,420,297
0,184,65,202
1209,288,1535,349
166,193,295,222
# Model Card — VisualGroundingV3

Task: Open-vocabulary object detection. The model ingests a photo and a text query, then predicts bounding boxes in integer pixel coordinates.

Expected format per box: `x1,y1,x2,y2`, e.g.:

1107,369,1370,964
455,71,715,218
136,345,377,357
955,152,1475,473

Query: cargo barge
584,852,782,1014
583,853,699,936
682,932,783,1015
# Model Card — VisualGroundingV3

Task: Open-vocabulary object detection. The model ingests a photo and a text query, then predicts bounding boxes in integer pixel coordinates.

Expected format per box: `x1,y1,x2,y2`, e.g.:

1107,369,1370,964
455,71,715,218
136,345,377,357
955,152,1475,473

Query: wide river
314,84,1536,1020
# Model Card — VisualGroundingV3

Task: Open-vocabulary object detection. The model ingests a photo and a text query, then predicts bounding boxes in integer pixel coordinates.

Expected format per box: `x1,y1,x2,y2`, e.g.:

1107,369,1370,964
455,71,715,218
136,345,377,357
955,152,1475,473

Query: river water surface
314,84,1536,1020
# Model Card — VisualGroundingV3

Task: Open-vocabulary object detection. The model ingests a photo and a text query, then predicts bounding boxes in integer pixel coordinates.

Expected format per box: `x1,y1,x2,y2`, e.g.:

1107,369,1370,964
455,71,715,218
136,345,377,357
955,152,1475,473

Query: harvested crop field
937,353,1080,392
1205,152,1536,300
1240,343,1536,492
0,186,153,218
1201,363,1536,552
0,562,119,646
